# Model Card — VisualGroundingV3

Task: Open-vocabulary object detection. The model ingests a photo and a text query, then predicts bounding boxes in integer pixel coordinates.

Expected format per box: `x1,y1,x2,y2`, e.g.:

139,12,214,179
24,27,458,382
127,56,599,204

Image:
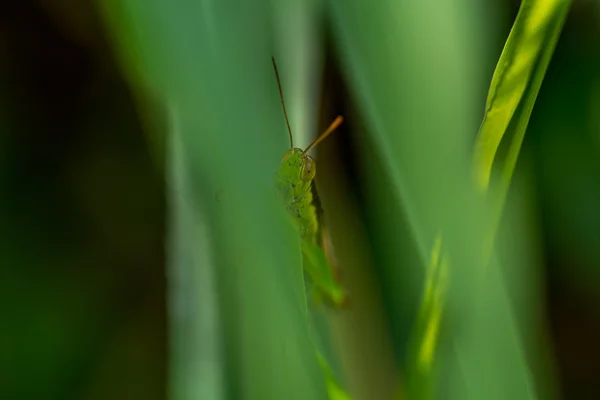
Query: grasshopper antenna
303,116,343,155
272,57,294,148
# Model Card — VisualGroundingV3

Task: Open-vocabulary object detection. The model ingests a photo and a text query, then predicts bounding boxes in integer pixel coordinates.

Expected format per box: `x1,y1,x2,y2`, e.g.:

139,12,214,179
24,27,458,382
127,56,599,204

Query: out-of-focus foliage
401,1,570,398
2,1,600,400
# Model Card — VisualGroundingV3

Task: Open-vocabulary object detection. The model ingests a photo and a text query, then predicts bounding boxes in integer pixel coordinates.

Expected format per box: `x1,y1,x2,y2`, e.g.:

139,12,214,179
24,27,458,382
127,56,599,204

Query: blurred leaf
164,107,224,400
405,234,448,399
100,0,331,399
271,0,324,149
408,1,571,397
329,1,559,399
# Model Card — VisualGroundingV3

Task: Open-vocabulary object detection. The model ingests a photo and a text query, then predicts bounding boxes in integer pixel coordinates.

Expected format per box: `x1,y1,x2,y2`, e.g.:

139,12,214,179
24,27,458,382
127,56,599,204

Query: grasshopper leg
301,240,348,308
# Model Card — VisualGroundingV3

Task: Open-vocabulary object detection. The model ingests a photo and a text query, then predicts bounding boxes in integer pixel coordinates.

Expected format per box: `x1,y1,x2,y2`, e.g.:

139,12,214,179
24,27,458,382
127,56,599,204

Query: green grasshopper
272,57,348,309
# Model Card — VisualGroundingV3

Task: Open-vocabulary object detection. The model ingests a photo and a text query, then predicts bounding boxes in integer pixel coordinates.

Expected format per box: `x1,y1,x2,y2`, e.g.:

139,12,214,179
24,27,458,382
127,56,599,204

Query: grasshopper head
278,116,343,187
281,148,316,183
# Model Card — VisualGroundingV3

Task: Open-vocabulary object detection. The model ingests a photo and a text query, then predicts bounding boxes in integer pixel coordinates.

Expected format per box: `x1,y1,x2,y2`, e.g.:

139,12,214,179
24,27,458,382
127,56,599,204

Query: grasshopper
272,57,348,309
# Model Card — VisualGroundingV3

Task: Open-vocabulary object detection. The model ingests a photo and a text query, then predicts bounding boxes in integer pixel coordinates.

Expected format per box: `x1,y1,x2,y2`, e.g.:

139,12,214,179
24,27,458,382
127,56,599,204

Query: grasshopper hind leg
301,240,348,309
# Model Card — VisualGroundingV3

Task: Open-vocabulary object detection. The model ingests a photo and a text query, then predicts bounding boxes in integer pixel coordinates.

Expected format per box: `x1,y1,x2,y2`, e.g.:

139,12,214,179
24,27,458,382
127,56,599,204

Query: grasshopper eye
301,156,316,182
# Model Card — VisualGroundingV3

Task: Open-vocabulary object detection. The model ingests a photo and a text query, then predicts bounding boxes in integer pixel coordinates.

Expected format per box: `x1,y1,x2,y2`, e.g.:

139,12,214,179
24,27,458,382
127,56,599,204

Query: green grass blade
100,0,330,399
329,1,555,399
407,1,570,398
482,0,571,262
165,106,225,400
412,1,569,398
404,234,448,400
473,0,571,194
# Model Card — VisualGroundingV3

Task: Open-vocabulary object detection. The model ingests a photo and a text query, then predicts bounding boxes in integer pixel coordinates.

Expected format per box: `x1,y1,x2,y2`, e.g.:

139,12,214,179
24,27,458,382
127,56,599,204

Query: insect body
272,58,347,308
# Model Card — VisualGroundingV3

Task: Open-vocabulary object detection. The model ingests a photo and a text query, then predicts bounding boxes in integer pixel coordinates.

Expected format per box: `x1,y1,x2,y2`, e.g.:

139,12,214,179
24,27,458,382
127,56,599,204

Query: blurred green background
1,0,599,399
